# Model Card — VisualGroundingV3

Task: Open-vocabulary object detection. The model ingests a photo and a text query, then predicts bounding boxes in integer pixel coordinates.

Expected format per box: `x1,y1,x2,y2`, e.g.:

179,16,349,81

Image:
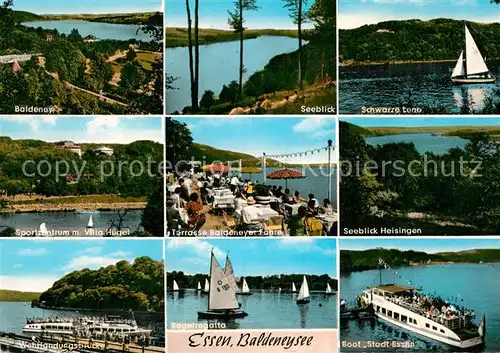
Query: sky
0,239,163,292
341,117,500,128
12,0,162,14
173,117,338,164
165,238,337,277
166,0,315,30
341,238,500,253
0,117,163,144
339,0,500,29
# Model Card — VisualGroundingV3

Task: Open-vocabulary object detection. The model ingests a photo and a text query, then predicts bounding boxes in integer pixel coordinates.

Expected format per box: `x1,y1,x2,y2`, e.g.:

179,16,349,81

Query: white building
93,146,114,156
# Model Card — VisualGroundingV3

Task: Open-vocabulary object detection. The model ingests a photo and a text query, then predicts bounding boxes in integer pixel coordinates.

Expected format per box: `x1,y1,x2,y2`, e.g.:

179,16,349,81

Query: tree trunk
194,0,200,110
297,0,303,89
238,0,244,100
186,0,195,109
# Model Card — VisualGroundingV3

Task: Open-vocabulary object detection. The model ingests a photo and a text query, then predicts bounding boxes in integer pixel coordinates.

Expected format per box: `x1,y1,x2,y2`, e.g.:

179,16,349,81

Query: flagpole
327,140,332,201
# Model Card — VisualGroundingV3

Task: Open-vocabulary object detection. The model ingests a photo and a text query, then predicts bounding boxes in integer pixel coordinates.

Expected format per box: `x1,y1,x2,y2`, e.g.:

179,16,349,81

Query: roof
375,284,416,293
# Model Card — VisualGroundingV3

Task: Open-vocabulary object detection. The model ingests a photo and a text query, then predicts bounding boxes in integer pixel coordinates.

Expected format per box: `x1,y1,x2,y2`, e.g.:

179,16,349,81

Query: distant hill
341,248,500,274
13,10,41,23
0,289,41,302
339,18,500,64
39,12,157,25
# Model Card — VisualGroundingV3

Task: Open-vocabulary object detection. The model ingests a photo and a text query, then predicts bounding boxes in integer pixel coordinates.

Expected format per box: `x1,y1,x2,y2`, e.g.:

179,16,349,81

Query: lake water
0,210,143,236
167,291,337,329
22,20,155,42
340,264,500,352
0,302,164,338
364,133,468,155
166,36,298,113
339,61,500,114
241,166,337,207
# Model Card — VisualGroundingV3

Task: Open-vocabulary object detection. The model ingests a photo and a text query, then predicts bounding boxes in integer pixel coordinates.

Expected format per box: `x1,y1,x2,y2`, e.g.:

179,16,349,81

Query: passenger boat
451,25,496,84
23,315,151,336
197,251,248,319
359,262,485,349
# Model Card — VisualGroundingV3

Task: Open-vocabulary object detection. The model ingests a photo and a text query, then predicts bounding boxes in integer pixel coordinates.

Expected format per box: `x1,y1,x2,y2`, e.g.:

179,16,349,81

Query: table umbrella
267,168,305,188
202,164,229,173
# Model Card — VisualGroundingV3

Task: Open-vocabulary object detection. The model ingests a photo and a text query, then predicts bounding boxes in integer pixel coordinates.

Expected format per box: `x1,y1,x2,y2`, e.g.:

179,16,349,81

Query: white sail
197,281,201,290
292,282,297,292
224,255,239,293
173,280,179,291
465,25,489,75
208,252,239,310
451,51,465,78
87,215,94,228
38,223,49,236
242,278,250,293
326,283,332,293
297,275,310,301
204,278,209,292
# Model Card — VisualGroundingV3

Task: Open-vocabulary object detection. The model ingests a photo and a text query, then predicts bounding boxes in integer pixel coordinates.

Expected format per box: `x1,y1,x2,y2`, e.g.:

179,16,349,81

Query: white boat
238,277,252,296
451,25,496,84
326,282,335,295
86,215,94,228
172,279,180,292
38,223,49,236
291,282,297,293
197,281,201,291
197,251,248,319
23,316,151,336
359,262,485,349
297,275,310,305
203,278,209,294
76,210,100,214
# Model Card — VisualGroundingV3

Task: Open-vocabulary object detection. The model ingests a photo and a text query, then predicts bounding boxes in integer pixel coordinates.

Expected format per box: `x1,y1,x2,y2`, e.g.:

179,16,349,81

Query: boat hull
297,299,310,305
375,313,484,350
325,292,336,296
197,310,248,319
236,292,253,296
452,77,496,84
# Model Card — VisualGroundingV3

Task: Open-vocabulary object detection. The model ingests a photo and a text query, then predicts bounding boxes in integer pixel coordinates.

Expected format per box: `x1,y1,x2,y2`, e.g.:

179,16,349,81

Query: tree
119,63,142,92
185,0,199,111
126,47,137,61
0,0,15,49
165,118,193,167
141,179,163,235
282,0,308,89
218,80,239,104
228,0,258,100
91,54,113,90
199,90,216,111
68,28,82,41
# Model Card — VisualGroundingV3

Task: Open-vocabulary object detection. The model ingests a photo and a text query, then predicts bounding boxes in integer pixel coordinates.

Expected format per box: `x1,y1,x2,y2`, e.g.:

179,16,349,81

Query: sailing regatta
197,281,201,291
297,275,310,304
203,278,209,294
172,280,179,292
451,24,496,84
238,277,252,296
291,282,297,293
197,250,248,319
326,282,335,295
87,215,94,228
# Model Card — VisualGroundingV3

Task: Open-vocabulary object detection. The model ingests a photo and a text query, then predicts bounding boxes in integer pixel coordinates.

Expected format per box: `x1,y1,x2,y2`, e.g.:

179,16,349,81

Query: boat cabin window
432,326,437,331
123,329,129,332
376,306,380,312
65,326,70,330
440,329,445,333
414,320,418,325
394,313,399,320
388,310,392,317
401,315,407,323
426,323,430,328
382,308,386,315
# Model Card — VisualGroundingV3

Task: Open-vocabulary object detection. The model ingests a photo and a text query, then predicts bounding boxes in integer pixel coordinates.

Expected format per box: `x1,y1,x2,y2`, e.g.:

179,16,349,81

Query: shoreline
342,261,500,275
340,58,458,67
0,202,146,213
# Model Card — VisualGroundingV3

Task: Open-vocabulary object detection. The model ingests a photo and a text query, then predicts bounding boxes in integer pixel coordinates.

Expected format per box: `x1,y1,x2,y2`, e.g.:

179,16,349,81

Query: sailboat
86,215,94,228
237,277,252,296
451,24,496,84
291,282,298,293
203,278,209,294
296,275,310,305
197,251,248,319
38,222,49,236
197,281,201,291
224,254,239,294
325,282,335,296
172,280,180,292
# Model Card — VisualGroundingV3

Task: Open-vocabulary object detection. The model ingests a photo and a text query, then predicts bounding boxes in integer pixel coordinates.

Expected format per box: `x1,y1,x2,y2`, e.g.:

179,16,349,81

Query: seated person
272,97,289,109
293,190,305,204
240,197,263,230
308,193,319,209
307,199,319,216
261,94,273,109
185,193,207,231
321,198,334,215
166,199,187,234
234,192,247,212
282,188,294,204
304,204,323,236
288,206,307,236
288,90,298,102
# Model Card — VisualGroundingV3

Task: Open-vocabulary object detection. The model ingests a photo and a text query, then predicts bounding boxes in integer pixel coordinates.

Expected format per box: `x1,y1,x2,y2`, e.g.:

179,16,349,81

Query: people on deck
234,191,247,212
289,206,307,236
322,198,334,216
304,204,323,235
293,191,306,204
178,178,190,202
282,188,294,204
185,193,206,230
308,193,319,209
307,199,319,216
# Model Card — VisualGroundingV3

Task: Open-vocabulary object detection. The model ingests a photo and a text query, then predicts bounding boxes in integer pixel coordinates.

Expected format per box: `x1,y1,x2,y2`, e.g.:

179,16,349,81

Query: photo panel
0,116,164,237
0,238,165,351
165,237,337,352
338,0,500,115
339,116,500,236
0,0,163,115
339,238,500,353
166,117,337,236
165,0,336,115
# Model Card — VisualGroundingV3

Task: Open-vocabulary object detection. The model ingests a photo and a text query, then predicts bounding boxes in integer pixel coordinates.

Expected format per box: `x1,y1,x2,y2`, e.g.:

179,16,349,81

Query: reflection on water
298,303,309,329
340,60,500,114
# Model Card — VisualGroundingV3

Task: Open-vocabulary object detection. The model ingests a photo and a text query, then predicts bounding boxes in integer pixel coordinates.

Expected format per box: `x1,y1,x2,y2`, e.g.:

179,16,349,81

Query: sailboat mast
379,264,382,285
464,23,467,77
208,250,213,311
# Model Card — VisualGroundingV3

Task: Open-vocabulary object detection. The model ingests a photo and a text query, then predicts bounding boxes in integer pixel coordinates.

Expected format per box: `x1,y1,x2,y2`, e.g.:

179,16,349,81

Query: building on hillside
12,60,21,73
55,141,82,158
45,33,53,41
84,35,97,42
376,29,395,34
93,146,114,156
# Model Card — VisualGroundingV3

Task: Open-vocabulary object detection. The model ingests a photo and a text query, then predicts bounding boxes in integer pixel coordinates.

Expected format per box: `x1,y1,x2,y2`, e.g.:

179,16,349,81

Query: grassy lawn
0,289,40,302
110,51,161,75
